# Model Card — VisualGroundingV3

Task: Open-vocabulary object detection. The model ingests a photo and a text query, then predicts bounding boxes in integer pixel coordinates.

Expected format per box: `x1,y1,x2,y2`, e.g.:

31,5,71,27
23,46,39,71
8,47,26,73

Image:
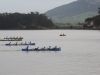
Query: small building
83,20,94,29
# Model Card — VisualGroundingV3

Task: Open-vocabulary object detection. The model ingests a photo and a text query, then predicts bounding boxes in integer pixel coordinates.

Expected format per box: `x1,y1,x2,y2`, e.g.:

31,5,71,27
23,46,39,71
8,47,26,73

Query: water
0,30,100,75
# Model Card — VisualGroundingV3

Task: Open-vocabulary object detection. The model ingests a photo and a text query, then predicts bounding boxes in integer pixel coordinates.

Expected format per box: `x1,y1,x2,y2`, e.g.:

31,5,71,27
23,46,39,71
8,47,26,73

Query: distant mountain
45,0,100,23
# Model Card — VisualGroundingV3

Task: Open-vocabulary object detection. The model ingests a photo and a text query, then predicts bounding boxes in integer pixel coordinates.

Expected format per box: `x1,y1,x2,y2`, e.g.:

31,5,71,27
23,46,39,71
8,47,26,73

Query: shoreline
0,28,100,30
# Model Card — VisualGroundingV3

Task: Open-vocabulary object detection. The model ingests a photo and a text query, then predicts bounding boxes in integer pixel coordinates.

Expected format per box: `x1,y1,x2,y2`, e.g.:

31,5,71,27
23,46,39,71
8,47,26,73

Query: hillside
45,0,100,23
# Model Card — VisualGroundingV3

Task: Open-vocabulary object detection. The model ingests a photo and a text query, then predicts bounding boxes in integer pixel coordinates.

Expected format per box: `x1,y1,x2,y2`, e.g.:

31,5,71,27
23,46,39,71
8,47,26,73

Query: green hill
45,0,100,23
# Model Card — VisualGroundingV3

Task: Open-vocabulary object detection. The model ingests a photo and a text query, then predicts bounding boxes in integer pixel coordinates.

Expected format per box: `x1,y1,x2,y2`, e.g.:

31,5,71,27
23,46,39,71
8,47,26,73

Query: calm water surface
0,30,100,75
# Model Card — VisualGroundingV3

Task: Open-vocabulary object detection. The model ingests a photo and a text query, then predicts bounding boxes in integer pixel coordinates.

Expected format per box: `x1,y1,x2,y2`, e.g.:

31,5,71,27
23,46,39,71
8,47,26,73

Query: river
0,30,100,75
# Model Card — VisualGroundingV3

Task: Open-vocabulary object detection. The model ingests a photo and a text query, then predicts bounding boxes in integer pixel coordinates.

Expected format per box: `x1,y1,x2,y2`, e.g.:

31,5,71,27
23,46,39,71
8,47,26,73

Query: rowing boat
5,42,35,46
22,46,61,51
59,34,66,36
0,39,22,41
4,37,23,39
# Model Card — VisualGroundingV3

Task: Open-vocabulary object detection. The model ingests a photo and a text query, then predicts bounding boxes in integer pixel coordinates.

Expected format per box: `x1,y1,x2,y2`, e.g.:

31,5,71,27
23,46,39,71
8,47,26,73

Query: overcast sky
0,0,76,13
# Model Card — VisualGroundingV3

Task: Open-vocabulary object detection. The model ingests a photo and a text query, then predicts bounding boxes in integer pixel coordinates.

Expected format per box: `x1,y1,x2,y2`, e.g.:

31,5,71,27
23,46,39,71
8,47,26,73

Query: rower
30,41,31,44
9,42,11,45
25,41,27,45
16,42,18,45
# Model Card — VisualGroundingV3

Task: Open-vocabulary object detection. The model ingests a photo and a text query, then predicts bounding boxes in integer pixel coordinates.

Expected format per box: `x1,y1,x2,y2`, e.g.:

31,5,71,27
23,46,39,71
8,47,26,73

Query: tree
0,12,55,29
98,7,100,15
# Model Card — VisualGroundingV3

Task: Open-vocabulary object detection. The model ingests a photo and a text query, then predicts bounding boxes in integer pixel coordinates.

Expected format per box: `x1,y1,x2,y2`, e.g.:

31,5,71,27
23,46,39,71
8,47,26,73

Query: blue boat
22,46,61,51
5,41,35,46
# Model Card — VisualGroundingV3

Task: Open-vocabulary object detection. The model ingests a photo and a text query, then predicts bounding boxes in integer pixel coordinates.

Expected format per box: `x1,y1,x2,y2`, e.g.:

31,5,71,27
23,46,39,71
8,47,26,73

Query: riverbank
0,24,100,30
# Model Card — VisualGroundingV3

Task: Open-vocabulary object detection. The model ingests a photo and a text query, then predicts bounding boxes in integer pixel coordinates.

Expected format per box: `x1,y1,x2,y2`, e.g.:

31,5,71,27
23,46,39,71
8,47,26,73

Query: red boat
59,34,66,36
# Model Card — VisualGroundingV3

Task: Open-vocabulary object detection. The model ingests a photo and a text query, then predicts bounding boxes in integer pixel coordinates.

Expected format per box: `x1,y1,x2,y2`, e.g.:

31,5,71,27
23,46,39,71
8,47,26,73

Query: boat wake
0,44,5,46
0,50,21,52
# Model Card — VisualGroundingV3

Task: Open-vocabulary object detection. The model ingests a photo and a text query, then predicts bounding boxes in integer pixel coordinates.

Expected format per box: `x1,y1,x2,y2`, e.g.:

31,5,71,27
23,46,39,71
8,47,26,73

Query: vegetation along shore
0,8,100,30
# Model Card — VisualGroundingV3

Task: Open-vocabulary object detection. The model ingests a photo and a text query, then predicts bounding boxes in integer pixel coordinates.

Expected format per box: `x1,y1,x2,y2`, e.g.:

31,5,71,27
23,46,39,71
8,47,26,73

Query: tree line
0,12,55,29
85,7,100,28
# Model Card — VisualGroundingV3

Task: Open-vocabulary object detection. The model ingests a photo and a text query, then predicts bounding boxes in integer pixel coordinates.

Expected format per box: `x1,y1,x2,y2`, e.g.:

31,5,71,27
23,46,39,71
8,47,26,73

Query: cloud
0,0,76,13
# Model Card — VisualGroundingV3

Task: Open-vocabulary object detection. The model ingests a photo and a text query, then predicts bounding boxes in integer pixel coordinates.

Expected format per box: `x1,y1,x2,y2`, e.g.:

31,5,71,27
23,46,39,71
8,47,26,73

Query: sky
0,0,77,13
